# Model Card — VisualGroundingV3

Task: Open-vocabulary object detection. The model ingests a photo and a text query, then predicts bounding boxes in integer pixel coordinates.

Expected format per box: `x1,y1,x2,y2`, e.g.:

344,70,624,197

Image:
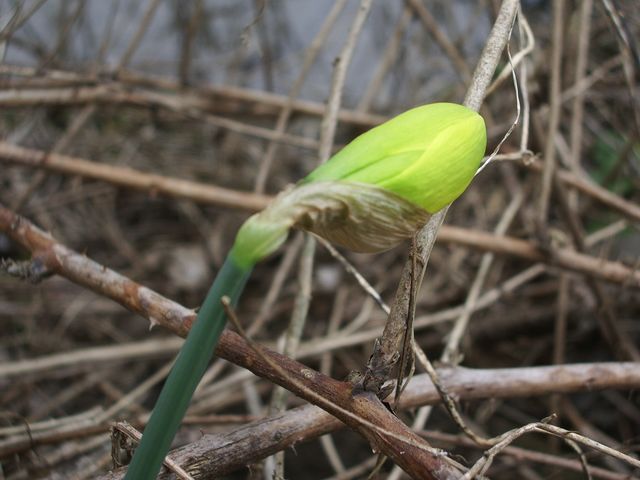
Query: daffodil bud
304,102,486,213
231,102,486,267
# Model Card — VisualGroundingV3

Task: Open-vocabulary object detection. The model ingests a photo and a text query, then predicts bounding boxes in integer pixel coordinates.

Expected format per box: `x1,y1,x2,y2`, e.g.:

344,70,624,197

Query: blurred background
0,0,639,478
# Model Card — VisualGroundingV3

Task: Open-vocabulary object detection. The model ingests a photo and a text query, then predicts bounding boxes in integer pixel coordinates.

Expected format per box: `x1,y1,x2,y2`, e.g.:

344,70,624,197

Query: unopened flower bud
231,102,486,267
305,102,486,213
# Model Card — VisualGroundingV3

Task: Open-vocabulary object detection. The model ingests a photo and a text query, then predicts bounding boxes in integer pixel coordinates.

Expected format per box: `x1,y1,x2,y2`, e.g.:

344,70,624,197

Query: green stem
124,254,252,479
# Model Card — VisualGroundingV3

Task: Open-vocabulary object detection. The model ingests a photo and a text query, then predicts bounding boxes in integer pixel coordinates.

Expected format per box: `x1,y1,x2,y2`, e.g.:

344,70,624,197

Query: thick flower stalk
125,102,486,479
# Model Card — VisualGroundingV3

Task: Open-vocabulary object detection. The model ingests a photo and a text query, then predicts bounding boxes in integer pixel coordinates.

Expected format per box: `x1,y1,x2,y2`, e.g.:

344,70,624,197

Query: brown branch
98,362,640,479
0,142,269,213
0,204,196,337
360,0,517,394
438,225,640,287
3,203,639,477
4,138,638,225
0,69,386,129
552,174,640,361
0,203,460,479
526,160,640,224
422,429,633,480
220,332,463,480
1,154,637,289
537,0,565,225
0,85,322,152
7,360,638,467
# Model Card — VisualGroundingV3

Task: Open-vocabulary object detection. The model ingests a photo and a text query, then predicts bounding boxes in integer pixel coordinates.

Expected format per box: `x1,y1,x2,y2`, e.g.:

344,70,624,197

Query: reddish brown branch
96,362,640,479
0,205,460,479
3,146,638,288
3,204,639,478
438,225,640,287
217,335,462,480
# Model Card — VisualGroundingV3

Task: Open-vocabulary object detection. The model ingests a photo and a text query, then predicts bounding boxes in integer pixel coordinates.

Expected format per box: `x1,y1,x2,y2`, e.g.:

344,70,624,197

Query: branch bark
0,202,461,479
3,202,639,478
98,362,640,479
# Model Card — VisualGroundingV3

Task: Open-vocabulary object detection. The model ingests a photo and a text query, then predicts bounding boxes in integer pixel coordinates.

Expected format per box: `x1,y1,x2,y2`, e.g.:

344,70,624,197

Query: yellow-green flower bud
231,102,486,267
304,102,486,213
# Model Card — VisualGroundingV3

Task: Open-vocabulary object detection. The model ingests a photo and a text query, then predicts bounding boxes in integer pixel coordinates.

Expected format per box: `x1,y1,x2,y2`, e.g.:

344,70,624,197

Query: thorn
149,317,160,330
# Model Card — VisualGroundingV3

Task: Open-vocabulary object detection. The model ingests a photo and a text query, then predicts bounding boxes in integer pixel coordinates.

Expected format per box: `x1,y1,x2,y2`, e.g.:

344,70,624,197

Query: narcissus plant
125,102,486,479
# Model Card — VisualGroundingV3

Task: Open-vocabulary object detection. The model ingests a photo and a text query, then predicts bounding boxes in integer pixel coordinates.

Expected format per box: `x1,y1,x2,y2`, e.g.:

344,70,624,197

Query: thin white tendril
475,10,521,176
